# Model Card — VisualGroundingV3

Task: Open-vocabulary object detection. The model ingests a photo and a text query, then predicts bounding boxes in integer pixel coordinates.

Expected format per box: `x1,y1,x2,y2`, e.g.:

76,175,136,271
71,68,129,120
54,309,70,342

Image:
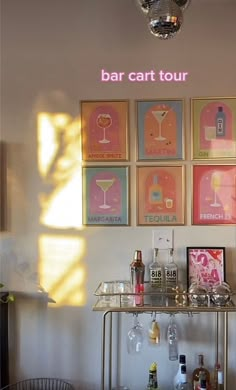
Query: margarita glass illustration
210,172,221,207
96,178,115,209
152,109,168,141
96,113,112,144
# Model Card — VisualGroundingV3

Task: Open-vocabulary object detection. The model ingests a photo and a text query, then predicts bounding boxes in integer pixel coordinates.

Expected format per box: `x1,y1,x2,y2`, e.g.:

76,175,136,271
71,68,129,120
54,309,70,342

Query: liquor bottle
212,363,220,390
167,314,178,361
146,362,158,389
149,175,163,205
149,248,164,305
215,106,226,137
177,365,191,389
192,354,210,390
217,370,224,390
164,248,178,304
173,354,186,389
130,250,145,306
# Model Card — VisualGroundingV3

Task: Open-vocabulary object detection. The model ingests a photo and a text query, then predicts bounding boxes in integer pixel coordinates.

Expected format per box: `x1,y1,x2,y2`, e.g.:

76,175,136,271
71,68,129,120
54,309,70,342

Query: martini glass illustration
96,113,112,144
152,109,168,141
96,178,115,209
210,172,221,207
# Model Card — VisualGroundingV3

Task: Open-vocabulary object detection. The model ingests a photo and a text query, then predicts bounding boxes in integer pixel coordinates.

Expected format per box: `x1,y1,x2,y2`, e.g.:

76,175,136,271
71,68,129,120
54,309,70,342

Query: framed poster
186,247,225,288
81,100,129,161
191,97,236,159
82,166,130,226
137,165,185,226
136,99,184,160
192,164,236,225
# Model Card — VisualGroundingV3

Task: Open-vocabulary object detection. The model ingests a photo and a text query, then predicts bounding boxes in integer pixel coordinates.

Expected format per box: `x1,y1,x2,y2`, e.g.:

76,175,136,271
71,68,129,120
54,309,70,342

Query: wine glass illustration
96,178,115,209
210,172,221,207
96,113,112,144
152,109,168,141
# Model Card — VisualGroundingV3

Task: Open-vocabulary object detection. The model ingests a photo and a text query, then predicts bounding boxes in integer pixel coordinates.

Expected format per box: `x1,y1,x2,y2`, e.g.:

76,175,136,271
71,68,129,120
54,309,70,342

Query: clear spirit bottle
173,354,186,390
176,365,191,389
149,248,164,305
164,248,178,305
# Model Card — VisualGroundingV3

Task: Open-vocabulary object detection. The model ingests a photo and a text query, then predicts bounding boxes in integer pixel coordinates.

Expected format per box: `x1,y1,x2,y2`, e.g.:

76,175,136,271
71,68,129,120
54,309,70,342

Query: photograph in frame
186,246,225,288
192,164,236,225
137,165,185,226
82,166,129,226
191,97,236,160
137,99,184,161
81,100,129,162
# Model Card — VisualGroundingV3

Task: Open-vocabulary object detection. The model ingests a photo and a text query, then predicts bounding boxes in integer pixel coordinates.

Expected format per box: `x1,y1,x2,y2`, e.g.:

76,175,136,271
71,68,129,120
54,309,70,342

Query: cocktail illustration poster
137,99,184,160
137,166,185,225
192,97,236,159
193,165,236,225
81,100,129,161
82,166,129,225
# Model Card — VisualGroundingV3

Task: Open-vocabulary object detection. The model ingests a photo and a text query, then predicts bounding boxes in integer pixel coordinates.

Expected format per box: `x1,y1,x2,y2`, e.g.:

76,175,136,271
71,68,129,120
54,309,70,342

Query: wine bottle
192,354,210,390
217,370,224,390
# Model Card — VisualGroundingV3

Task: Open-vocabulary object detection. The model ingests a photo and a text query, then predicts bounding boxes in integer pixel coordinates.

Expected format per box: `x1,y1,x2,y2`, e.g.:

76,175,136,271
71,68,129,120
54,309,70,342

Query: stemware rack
93,280,236,390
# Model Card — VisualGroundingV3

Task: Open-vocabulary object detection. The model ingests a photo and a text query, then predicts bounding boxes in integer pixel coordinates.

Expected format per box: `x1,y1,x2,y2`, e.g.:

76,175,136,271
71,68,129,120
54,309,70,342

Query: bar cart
93,281,236,390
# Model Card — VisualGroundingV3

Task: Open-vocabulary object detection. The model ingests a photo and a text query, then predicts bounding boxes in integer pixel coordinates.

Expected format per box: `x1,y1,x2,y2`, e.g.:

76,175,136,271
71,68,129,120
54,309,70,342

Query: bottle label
217,118,224,133
165,270,177,285
150,269,163,286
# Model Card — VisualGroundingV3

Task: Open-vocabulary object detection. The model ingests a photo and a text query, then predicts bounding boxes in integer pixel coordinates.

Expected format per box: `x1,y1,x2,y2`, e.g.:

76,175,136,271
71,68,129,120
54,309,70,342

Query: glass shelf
93,280,236,313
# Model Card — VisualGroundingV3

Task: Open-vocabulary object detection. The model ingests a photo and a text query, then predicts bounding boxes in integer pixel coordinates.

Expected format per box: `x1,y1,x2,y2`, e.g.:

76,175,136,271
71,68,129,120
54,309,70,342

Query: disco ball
135,0,157,15
148,0,183,40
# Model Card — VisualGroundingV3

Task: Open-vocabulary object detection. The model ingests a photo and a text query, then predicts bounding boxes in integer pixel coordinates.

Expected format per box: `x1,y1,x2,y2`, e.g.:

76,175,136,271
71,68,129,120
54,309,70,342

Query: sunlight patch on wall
39,234,86,307
37,113,83,229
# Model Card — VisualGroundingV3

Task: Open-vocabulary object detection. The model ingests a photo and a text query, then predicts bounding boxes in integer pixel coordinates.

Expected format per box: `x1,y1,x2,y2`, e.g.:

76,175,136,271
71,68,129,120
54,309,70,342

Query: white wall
1,0,236,389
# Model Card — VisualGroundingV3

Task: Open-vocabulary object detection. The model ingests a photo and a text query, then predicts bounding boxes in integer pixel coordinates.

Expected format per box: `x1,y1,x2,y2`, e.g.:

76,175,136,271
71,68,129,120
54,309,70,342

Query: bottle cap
179,354,186,364
133,250,142,261
218,106,223,111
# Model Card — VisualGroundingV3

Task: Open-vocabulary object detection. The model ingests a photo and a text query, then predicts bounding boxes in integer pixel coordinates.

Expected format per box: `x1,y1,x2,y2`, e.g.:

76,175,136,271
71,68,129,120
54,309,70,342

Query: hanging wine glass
167,314,178,361
148,312,160,345
126,313,144,354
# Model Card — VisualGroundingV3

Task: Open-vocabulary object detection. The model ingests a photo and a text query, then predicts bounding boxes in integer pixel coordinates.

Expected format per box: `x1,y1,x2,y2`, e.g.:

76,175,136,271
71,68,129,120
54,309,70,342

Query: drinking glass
152,109,168,141
211,282,231,306
188,282,209,306
127,314,144,354
148,312,160,345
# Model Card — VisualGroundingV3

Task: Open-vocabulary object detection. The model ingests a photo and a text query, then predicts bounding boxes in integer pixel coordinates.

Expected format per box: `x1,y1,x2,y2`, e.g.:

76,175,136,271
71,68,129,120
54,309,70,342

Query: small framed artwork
186,247,226,288
192,164,236,225
136,99,184,160
81,100,129,162
191,97,236,159
82,166,130,226
137,165,185,226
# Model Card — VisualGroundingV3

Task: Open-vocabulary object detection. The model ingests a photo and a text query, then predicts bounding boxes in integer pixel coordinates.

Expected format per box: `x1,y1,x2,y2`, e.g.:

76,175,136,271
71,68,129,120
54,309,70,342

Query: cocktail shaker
130,249,145,306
